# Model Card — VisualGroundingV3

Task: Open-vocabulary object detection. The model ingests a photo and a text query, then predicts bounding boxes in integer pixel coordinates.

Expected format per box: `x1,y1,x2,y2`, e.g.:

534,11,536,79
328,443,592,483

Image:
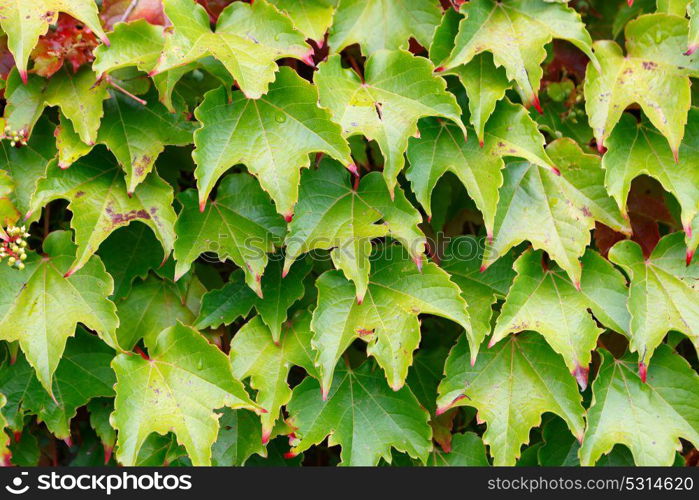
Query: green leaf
602,112,699,257
441,0,596,108
327,0,442,55
440,235,516,353
427,432,489,466
491,249,629,388
484,138,629,286
316,50,465,196
57,90,196,192
268,0,337,43
406,98,553,234
31,150,177,277
0,117,56,218
437,332,585,465
0,231,118,394
97,223,165,300
196,258,311,343
287,361,432,465
580,346,699,466
93,20,165,77
429,10,512,140
608,233,699,371
211,408,265,466
111,323,258,466
0,0,108,82
449,54,511,145
174,173,287,295
115,274,204,350
284,160,425,301
4,67,108,144
192,68,351,219
584,13,699,155
311,246,470,395
152,0,311,99
230,312,317,442
0,329,115,439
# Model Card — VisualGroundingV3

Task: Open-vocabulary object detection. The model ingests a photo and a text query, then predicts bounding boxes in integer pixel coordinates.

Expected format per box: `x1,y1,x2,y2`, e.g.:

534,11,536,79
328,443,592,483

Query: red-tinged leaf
31,14,99,78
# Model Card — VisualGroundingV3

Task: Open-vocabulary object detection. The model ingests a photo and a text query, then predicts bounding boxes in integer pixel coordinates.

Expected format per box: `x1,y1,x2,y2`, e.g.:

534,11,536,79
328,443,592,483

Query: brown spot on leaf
642,61,657,70
106,206,151,225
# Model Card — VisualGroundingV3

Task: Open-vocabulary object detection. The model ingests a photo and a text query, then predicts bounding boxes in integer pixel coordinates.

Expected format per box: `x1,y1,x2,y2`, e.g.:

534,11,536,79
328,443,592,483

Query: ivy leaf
287,361,432,466
57,90,196,192
316,50,465,196
449,54,511,145
608,233,699,374
436,332,585,466
0,328,115,440
284,160,425,302
115,274,204,350
211,408,265,466
152,0,311,99
483,138,630,286
93,19,165,77
111,323,258,466
4,67,108,144
0,117,56,218
311,246,470,396
230,312,317,443
174,173,287,295
0,231,118,394
30,150,177,277
584,13,699,156
603,112,699,259
327,0,442,55
98,224,165,300
491,249,629,389
440,235,516,352
196,258,311,343
580,346,699,466
0,0,109,83
427,432,489,466
192,68,351,219
406,99,553,235
441,0,596,109
268,0,337,43
428,9,512,143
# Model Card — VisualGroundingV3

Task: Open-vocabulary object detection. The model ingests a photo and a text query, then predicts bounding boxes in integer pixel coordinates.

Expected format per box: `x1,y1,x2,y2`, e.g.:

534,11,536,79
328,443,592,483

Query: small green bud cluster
3,126,28,148
0,225,30,270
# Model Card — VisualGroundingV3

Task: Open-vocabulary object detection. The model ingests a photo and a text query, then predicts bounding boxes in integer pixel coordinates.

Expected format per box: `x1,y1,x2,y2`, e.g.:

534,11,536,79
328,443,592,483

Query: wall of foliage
0,0,697,467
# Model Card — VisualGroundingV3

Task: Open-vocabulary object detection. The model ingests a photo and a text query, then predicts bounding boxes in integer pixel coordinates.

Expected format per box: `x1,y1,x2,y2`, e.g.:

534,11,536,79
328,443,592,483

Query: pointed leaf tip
532,95,543,114
638,362,647,383
573,365,589,390
261,429,272,445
